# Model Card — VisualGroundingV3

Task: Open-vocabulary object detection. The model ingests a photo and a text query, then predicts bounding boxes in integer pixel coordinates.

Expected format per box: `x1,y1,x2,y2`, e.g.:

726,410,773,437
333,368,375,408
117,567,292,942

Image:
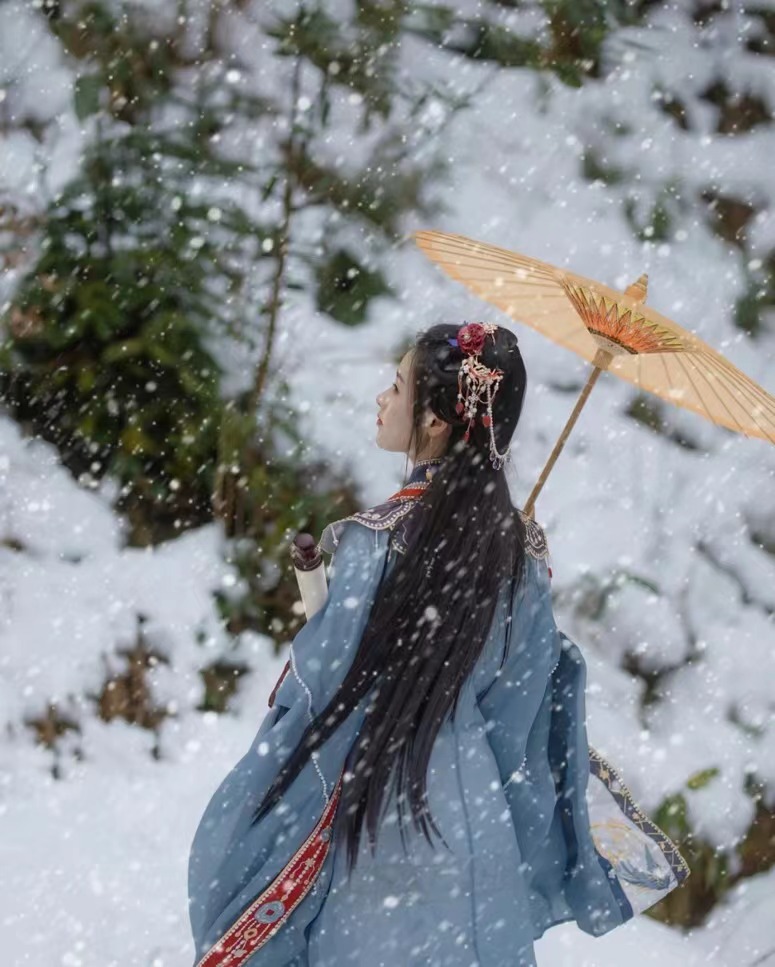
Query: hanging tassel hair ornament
447,321,512,470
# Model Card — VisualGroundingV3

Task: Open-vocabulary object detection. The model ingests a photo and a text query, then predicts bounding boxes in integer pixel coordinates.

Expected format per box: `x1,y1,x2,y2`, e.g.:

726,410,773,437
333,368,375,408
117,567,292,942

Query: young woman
188,322,690,967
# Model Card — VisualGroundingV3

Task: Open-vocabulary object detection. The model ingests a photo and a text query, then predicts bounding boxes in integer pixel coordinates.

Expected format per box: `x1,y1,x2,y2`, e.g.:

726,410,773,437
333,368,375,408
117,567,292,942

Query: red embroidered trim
195,771,344,967
386,484,426,500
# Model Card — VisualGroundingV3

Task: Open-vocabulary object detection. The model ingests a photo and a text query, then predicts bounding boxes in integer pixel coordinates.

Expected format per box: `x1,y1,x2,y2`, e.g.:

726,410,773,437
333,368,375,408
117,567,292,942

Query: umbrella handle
524,349,612,519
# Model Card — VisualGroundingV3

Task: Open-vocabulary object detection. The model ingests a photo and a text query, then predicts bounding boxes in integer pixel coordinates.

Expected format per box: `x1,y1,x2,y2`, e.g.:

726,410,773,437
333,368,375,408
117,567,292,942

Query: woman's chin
375,434,399,454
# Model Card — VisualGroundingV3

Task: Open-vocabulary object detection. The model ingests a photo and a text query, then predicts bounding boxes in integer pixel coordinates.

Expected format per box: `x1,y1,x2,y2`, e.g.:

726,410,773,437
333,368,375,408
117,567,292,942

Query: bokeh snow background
2,1,775,964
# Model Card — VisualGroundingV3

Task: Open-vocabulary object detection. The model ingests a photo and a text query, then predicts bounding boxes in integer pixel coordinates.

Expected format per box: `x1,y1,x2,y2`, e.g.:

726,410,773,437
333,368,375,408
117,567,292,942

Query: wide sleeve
477,554,629,938
477,553,689,940
187,521,390,967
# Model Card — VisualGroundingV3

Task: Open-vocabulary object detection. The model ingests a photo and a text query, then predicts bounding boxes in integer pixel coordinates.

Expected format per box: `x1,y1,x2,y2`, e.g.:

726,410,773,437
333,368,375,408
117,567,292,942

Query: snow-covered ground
2,1,775,964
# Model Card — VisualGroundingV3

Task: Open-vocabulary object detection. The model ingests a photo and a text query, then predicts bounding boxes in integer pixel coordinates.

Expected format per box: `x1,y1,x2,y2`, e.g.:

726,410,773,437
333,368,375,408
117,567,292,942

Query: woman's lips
377,415,383,425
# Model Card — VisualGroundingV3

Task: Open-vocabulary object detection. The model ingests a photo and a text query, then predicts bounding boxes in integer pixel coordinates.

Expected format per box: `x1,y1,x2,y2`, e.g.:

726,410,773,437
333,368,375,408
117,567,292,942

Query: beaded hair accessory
447,321,512,470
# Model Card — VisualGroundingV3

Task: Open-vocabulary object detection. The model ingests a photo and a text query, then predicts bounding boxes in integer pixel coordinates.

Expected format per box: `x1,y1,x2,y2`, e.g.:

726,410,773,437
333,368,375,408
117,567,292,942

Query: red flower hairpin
457,321,488,356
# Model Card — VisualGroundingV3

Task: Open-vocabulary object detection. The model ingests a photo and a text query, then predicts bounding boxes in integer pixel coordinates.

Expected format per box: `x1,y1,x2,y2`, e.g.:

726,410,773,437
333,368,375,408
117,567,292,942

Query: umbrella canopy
413,229,775,516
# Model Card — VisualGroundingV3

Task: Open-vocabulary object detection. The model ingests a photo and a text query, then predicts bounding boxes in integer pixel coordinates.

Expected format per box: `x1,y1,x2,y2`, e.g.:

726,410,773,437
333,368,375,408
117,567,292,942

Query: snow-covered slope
1,1,774,964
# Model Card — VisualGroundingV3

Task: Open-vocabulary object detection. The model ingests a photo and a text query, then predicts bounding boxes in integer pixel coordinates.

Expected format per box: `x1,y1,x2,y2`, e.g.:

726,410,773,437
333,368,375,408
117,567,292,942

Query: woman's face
375,349,450,459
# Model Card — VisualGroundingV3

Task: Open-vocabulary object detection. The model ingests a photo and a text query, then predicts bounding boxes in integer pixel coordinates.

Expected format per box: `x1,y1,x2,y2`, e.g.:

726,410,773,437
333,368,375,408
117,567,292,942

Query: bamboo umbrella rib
478,262,559,285
657,351,680,403
483,283,568,298
551,315,590,338
744,405,775,444
431,248,557,279
673,353,723,427
663,355,700,415
701,351,775,422
492,293,570,303
634,351,667,403
414,229,529,265
700,354,775,442
446,264,562,290
721,362,775,424
494,303,585,331
462,283,569,302
492,306,597,351
702,353,775,420
556,324,598,351
703,362,766,434
417,235,560,285
438,265,557,292
682,353,751,437
691,352,775,442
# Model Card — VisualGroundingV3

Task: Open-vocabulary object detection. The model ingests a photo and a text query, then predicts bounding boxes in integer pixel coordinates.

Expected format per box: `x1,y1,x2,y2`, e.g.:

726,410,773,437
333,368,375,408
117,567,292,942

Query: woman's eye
392,382,399,392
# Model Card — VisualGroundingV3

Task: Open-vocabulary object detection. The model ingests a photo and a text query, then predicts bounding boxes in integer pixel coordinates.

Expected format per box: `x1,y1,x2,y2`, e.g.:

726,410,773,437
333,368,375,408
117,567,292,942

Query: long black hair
250,322,529,880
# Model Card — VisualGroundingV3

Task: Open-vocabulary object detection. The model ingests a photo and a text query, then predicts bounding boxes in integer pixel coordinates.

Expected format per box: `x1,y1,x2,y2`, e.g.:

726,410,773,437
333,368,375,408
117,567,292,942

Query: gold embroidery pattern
589,746,690,882
518,510,549,561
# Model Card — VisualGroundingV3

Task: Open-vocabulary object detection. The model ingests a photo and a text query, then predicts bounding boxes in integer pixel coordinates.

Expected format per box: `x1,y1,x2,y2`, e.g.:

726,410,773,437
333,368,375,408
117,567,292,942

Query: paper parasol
413,229,775,519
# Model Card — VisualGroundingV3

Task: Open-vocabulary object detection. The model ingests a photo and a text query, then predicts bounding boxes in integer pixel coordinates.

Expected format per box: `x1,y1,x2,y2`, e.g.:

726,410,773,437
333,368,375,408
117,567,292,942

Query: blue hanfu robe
188,462,690,967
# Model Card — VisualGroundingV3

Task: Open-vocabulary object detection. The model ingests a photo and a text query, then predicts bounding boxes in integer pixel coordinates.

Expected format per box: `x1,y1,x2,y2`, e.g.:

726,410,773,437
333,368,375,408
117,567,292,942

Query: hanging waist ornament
447,321,512,470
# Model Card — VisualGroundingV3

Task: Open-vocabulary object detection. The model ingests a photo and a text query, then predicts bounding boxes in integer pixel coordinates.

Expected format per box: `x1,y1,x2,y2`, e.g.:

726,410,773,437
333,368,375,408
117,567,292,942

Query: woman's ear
424,412,451,441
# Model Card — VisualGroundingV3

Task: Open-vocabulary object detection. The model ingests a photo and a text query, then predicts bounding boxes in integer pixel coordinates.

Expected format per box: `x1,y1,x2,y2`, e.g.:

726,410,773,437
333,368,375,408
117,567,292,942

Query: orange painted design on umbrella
561,281,687,355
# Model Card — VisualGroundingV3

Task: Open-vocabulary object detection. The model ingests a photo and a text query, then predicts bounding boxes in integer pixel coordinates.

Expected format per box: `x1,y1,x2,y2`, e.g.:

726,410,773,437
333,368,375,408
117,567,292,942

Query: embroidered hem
197,740,688,966
587,745,690,916
195,773,343,967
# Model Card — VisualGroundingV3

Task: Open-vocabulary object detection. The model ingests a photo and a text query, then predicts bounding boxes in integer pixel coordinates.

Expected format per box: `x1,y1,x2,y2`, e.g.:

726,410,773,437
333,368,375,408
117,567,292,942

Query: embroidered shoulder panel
518,509,549,561
319,498,549,561
318,498,418,555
